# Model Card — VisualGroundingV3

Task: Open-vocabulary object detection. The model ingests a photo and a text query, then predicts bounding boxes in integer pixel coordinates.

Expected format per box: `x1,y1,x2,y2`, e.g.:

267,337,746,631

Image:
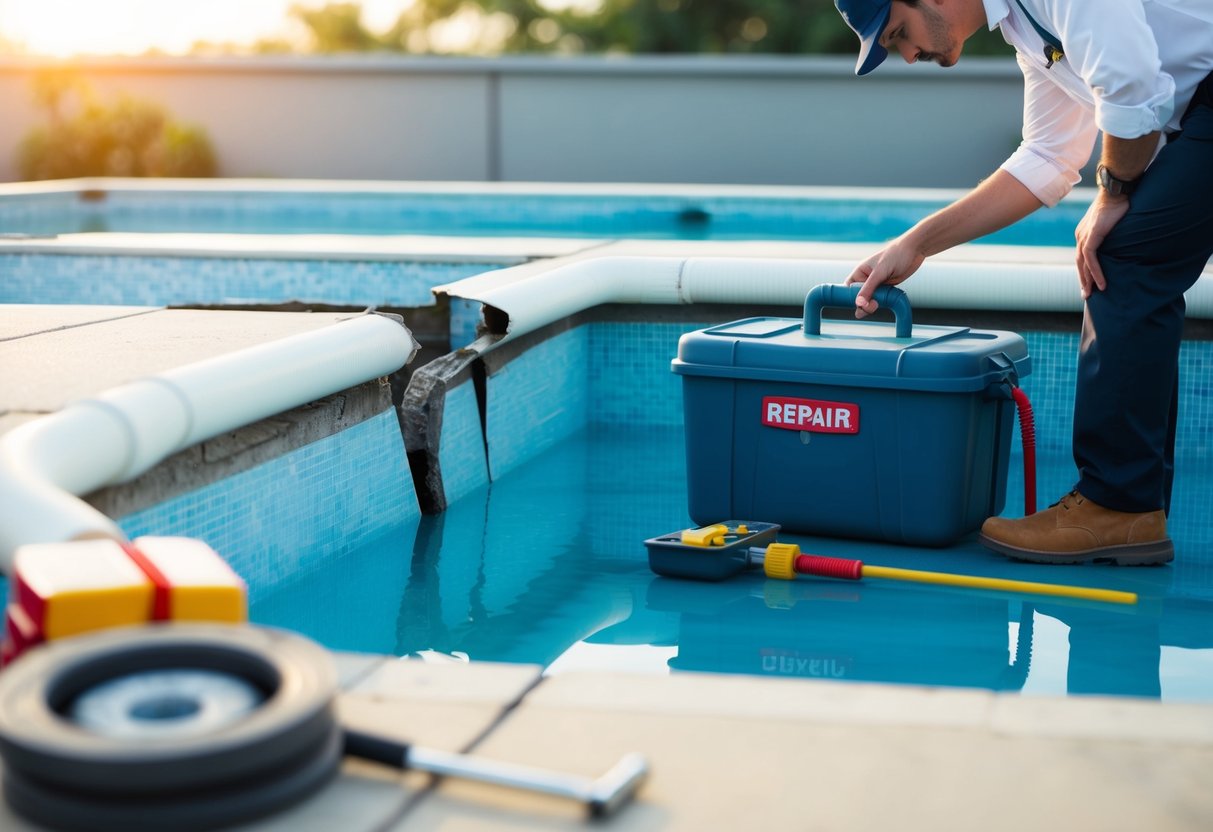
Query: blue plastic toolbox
672,285,1031,546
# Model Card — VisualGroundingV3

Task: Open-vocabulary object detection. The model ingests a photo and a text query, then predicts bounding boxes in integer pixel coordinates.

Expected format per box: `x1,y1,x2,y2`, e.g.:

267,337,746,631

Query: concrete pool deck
1,303,1212,830
6,653,1213,831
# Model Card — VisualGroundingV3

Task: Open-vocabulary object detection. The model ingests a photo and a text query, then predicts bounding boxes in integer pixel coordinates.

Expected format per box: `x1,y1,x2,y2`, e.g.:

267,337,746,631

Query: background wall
0,55,1057,187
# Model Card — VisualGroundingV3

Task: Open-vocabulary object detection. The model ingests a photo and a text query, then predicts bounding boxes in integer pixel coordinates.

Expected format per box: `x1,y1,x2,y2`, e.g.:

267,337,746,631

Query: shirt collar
982,0,1010,31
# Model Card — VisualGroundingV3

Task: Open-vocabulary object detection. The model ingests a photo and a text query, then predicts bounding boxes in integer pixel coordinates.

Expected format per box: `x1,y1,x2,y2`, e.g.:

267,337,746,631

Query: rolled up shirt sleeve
1093,80,1176,139
1000,53,1099,207
1050,0,1176,138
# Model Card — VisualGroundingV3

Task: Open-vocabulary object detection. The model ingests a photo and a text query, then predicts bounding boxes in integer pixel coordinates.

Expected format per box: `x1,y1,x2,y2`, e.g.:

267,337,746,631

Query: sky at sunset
0,0,412,56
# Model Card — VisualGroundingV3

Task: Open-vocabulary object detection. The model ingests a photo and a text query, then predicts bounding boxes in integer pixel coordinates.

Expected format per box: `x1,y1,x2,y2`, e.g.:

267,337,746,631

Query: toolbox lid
672,316,1031,393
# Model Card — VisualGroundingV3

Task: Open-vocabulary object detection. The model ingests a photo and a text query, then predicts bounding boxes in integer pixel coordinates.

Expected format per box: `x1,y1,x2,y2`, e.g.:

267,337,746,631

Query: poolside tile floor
401,668,1213,831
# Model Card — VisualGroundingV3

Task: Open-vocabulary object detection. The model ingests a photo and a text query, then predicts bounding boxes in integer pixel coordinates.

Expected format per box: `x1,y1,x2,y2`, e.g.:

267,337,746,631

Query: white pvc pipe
0,313,417,573
435,255,1213,345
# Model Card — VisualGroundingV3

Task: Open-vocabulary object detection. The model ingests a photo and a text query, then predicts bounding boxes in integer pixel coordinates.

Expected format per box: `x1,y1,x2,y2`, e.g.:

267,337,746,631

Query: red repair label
761,396,859,434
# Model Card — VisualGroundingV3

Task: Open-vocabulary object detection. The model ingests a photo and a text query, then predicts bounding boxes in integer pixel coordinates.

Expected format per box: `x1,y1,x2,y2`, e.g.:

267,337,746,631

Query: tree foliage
18,71,217,180
273,1,1012,57
291,2,385,53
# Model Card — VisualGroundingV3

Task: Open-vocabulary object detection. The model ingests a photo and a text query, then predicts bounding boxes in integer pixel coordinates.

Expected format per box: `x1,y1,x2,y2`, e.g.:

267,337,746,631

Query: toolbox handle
804,284,913,338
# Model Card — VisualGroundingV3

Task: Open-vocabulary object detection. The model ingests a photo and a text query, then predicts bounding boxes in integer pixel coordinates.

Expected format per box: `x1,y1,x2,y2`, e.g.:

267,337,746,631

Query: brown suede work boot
979,490,1174,565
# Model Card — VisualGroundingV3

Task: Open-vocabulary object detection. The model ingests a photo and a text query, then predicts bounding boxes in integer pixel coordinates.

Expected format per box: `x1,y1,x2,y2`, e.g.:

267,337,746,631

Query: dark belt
1166,69,1213,142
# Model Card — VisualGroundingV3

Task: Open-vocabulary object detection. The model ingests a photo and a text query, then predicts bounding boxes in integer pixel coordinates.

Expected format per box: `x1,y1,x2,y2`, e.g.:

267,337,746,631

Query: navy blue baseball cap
835,0,893,76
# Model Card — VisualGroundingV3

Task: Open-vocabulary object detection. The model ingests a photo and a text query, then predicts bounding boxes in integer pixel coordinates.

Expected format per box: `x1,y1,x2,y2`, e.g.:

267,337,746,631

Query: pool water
1,192,1090,247
250,423,1213,702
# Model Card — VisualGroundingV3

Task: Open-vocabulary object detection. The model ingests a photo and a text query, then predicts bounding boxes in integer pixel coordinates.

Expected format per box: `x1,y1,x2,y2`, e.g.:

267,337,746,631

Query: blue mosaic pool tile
0,253,498,308
1016,331,1077,456
1179,345,1212,457
448,298,483,348
1172,456,1213,590
485,326,588,480
589,321,701,427
1015,331,1210,459
117,411,419,600
583,423,691,559
437,378,490,505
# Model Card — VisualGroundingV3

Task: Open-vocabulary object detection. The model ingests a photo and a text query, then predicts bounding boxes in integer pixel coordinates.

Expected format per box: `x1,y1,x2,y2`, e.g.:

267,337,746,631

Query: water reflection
640,576,1025,690
1044,604,1163,698
623,573,1184,698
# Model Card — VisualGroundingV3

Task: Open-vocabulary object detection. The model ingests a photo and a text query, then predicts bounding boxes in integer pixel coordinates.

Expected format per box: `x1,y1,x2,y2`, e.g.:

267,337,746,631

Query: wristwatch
1096,164,1139,196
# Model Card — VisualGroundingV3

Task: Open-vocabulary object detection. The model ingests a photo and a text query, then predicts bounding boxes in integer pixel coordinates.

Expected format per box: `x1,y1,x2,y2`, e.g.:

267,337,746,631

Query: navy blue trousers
1075,75,1213,514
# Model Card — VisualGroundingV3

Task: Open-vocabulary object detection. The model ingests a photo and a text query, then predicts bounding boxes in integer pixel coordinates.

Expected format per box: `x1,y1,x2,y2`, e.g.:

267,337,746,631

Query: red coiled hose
1010,387,1036,516
795,554,863,581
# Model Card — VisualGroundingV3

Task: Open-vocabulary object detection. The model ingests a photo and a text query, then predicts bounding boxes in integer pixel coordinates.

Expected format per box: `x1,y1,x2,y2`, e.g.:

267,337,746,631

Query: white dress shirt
983,0,1213,206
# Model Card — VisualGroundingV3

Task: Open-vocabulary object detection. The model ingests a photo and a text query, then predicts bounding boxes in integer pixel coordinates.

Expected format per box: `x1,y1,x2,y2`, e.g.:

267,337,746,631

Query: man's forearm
846,170,1045,313
902,169,1043,258
1075,131,1159,296
1100,132,1161,181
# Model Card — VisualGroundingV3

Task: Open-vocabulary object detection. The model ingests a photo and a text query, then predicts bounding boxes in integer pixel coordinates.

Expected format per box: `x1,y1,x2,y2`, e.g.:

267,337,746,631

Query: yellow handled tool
761,541,1137,605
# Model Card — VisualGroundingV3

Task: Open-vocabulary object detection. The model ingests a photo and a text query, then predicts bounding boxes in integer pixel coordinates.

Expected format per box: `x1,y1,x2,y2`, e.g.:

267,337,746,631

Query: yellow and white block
4,536,247,664
130,535,246,624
